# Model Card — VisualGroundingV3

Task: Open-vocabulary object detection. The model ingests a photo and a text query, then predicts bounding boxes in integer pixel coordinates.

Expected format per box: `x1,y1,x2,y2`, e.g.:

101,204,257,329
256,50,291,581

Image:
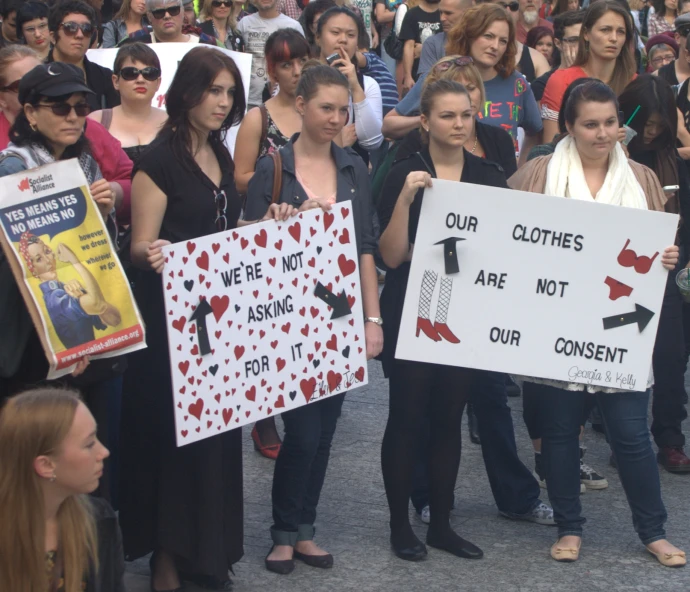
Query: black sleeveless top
518,44,536,84
657,62,678,86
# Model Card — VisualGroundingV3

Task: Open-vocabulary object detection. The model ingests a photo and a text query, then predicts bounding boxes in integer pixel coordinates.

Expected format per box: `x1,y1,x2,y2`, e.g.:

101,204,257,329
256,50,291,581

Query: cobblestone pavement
126,362,690,592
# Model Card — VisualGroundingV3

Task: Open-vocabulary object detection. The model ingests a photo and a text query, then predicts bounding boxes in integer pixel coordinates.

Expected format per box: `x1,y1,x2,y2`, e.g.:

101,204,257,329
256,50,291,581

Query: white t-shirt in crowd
236,13,305,106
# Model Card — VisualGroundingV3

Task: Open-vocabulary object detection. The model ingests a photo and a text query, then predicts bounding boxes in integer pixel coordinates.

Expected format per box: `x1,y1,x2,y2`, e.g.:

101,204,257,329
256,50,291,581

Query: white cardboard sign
395,180,678,391
162,203,368,446
86,44,252,156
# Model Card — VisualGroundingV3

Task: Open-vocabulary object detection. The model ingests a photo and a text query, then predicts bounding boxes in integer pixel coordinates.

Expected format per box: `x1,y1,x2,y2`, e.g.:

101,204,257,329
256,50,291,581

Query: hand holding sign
148,239,171,273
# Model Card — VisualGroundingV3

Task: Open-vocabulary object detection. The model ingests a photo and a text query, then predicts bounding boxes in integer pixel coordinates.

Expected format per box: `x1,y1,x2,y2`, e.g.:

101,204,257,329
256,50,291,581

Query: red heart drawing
275,395,285,408
188,399,204,421
234,345,245,360
178,361,190,376
355,367,365,382
324,211,334,231
223,253,230,264
269,257,276,267
187,242,196,255
245,386,256,402
308,257,316,267
254,228,268,248
274,239,283,251
314,341,321,351
300,377,316,402
181,430,188,438
212,242,221,254
196,251,209,271
327,371,342,392
326,335,338,351
222,408,233,425
339,228,351,245
270,340,279,349
337,254,356,277
210,295,229,322
281,322,291,334
172,316,186,333
288,222,301,243
301,324,310,337
191,344,199,355
310,306,319,318
341,207,350,219
309,227,317,237
276,357,286,371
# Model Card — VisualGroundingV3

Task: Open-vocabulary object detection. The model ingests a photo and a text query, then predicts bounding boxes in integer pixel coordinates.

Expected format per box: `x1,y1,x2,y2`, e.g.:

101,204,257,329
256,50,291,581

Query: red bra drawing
617,239,659,274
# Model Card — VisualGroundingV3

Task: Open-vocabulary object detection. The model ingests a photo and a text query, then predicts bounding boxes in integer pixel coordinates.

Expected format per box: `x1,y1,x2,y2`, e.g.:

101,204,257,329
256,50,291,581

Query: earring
30,123,37,132
49,472,56,482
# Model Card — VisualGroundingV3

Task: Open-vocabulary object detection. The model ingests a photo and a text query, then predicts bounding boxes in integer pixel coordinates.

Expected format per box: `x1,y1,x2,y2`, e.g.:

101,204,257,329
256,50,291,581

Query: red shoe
657,447,690,473
251,426,281,460
433,321,460,344
416,317,441,341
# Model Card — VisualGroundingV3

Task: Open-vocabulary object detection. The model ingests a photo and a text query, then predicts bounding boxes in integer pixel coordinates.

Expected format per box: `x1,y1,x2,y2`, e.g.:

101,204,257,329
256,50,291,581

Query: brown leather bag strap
270,150,282,205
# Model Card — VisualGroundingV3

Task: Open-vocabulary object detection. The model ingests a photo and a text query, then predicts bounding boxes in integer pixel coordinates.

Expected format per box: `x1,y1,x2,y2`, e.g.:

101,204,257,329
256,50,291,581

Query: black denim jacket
245,134,376,256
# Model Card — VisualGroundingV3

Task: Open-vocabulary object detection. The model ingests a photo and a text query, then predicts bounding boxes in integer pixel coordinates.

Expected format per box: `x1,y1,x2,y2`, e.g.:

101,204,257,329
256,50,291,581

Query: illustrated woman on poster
18,232,122,350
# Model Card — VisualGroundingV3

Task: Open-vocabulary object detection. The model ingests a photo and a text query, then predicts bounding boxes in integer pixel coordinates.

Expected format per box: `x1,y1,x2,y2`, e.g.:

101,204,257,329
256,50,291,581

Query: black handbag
384,29,404,61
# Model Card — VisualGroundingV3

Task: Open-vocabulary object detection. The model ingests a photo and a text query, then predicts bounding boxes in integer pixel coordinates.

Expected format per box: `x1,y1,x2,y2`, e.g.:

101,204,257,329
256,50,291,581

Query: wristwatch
365,317,383,327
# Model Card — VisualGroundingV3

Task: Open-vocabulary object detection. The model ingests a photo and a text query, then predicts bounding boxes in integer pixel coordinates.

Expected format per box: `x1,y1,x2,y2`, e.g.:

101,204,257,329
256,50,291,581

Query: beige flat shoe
647,548,686,568
550,539,581,562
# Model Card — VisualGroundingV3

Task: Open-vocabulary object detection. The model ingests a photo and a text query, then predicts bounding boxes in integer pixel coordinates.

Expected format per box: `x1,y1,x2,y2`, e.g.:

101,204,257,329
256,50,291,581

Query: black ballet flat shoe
426,531,483,559
390,532,428,561
265,548,295,575
293,550,334,568
178,571,232,590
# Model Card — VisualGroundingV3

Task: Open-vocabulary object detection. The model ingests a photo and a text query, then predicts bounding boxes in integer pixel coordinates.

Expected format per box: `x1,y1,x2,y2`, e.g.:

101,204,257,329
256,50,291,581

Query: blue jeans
532,383,667,543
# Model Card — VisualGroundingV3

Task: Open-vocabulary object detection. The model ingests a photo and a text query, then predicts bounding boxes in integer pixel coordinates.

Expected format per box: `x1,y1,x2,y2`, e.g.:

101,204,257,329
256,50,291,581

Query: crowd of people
0,0,689,589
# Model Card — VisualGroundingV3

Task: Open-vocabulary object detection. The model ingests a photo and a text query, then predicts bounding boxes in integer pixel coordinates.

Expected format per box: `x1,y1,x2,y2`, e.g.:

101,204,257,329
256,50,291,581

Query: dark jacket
245,134,376,257
47,51,120,112
199,20,245,51
86,497,125,592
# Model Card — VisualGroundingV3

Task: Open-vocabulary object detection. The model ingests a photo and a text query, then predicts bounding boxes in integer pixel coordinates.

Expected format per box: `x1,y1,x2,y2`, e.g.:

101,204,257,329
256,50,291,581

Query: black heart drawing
289,390,297,401
209,364,219,376
313,359,320,368
184,279,194,292
342,345,350,358
236,405,241,410
234,304,241,312
189,337,193,342
316,246,322,254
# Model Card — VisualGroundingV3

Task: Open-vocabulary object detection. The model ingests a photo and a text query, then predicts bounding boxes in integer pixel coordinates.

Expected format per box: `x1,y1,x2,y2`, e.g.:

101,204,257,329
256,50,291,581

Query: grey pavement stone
126,360,690,592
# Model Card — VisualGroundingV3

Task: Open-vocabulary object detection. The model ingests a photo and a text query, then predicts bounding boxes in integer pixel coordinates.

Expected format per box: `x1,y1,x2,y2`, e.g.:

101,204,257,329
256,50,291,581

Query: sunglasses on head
35,102,91,117
0,79,20,93
119,66,162,81
211,0,232,7
214,190,228,232
433,56,474,72
59,21,95,36
150,5,181,18
498,1,519,11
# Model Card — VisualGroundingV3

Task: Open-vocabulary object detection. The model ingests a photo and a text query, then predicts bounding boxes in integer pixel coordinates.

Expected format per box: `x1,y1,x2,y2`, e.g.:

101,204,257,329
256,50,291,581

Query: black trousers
271,393,346,545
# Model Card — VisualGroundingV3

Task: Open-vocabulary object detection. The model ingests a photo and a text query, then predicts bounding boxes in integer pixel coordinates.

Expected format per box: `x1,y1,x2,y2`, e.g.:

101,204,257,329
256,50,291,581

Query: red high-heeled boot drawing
415,270,460,343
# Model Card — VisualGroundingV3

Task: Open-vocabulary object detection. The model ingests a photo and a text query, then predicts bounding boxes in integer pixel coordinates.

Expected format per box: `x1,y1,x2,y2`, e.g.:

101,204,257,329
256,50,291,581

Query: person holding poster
119,47,249,592
508,80,685,567
377,79,508,562
245,64,383,574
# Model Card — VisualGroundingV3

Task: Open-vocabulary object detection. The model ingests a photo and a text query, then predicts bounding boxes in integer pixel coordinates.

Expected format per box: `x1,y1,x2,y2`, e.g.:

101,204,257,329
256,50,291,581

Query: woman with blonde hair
0,387,122,592
102,0,149,47
199,0,245,50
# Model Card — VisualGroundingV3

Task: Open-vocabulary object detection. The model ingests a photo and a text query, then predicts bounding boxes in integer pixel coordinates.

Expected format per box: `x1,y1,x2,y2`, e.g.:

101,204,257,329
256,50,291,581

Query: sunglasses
119,66,162,81
0,79,20,93
433,56,474,72
211,0,232,6
35,102,91,117
215,189,228,232
150,5,181,18
498,1,519,11
59,21,95,36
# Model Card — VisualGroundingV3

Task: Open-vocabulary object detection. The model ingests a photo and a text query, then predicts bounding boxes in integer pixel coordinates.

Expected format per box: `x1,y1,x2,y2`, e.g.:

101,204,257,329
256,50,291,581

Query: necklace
470,133,478,154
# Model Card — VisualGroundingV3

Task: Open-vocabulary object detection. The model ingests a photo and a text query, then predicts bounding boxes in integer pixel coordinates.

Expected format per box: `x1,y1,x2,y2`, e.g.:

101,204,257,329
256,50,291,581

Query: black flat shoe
390,533,428,561
427,530,483,559
265,548,295,575
293,550,334,568
179,571,232,590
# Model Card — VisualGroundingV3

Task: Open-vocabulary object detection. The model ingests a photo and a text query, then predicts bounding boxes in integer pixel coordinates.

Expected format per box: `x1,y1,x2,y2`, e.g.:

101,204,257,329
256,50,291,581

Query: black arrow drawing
190,298,213,355
314,281,351,319
434,237,466,275
602,304,655,333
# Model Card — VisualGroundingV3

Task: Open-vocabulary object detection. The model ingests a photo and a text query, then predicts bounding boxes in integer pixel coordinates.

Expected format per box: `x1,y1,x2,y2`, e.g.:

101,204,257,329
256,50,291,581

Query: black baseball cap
18,63,94,105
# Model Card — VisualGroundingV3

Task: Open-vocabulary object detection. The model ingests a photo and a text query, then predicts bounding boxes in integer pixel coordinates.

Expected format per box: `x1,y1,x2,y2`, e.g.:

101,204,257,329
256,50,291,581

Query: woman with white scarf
509,79,685,568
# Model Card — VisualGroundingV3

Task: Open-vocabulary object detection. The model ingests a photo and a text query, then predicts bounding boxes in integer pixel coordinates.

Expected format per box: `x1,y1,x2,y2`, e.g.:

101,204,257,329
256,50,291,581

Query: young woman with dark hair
619,74,690,474
378,78,509,563
541,1,637,142
299,0,335,55
526,25,555,64
245,64,383,575
648,0,678,35
120,46,255,592
15,1,50,60
89,42,166,166
510,80,685,566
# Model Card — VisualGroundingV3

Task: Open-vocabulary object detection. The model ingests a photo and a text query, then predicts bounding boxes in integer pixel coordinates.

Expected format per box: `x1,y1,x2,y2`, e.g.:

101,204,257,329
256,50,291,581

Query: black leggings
381,360,473,533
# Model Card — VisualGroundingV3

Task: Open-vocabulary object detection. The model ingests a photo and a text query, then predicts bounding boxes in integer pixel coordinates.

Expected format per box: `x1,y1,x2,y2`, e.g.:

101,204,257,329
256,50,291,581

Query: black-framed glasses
35,102,91,117
150,5,181,18
211,0,232,7
119,66,162,81
498,1,519,11
59,21,95,36
214,189,228,232
0,79,20,93
24,22,48,35
433,56,474,73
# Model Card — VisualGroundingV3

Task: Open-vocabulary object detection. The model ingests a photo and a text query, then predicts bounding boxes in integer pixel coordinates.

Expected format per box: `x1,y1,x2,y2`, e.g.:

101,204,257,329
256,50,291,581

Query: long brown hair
0,388,97,592
446,4,517,78
574,1,636,95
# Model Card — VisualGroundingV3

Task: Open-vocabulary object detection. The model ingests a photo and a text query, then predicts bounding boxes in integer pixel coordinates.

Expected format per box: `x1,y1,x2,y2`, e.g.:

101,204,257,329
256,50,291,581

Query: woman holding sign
509,79,685,567
377,79,508,562
245,64,383,574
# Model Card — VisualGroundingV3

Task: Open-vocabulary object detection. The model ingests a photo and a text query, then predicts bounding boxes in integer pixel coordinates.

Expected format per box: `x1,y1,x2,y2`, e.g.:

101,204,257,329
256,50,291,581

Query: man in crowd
515,0,552,44
236,0,304,109
417,0,472,77
47,0,120,111
0,0,20,48
182,0,197,25
399,0,441,91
